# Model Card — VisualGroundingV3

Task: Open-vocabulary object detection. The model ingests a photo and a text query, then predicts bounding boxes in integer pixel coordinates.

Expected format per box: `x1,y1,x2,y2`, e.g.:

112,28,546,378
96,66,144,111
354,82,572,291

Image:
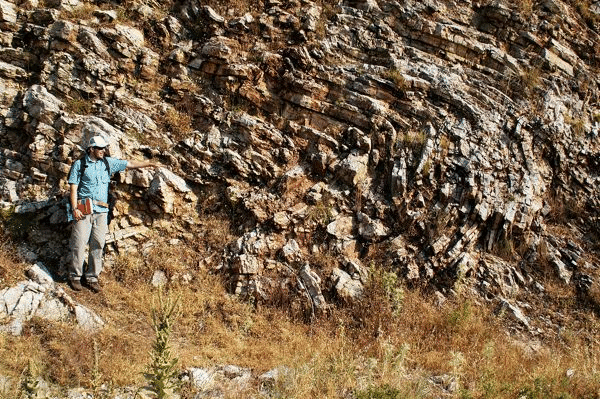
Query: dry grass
382,69,409,91
571,0,600,27
545,192,586,225
518,66,542,98
396,129,428,155
59,3,98,22
508,0,534,16
65,96,95,116
161,107,194,143
1,235,600,398
0,232,27,287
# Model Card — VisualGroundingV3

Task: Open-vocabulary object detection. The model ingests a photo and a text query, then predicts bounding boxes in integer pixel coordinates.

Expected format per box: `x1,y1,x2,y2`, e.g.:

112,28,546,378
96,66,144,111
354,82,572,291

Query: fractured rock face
0,0,598,326
0,264,104,335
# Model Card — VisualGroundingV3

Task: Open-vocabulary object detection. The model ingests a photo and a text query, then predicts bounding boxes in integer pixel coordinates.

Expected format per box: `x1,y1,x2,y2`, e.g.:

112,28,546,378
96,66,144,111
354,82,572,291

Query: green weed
355,384,402,399
144,291,182,399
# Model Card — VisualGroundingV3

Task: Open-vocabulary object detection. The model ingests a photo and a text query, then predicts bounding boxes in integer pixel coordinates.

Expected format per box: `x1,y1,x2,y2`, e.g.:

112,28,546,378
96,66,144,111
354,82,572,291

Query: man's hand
72,208,84,221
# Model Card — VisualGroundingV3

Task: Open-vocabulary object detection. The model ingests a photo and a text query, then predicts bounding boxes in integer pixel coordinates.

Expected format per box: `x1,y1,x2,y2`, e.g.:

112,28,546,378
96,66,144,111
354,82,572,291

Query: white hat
88,136,108,148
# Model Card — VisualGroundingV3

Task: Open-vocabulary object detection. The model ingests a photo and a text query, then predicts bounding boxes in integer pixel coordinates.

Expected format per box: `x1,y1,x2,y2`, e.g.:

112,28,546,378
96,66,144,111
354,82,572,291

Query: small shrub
307,200,334,227
65,97,94,115
519,67,542,97
425,205,451,241
509,0,534,15
494,235,516,261
439,135,450,154
447,302,473,330
546,194,585,224
0,207,36,242
572,0,600,28
421,159,432,176
379,269,404,317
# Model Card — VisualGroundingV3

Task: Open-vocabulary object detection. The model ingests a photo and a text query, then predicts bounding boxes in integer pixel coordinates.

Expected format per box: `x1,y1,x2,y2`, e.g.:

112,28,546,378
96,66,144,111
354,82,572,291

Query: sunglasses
92,146,106,151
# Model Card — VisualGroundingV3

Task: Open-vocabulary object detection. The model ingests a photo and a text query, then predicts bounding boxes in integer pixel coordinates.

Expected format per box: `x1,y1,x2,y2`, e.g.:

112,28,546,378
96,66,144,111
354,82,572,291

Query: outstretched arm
126,159,161,169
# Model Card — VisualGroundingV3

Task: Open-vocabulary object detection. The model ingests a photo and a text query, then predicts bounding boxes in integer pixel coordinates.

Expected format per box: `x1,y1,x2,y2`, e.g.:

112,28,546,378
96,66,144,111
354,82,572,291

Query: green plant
380,339,410,378
450,350,466,391
355,384,402,399
91,339,103,397
380,270,404,317
144,291,182,399
0,207,36,241
307,200,334,227
19,360,39,399
448,302,472,330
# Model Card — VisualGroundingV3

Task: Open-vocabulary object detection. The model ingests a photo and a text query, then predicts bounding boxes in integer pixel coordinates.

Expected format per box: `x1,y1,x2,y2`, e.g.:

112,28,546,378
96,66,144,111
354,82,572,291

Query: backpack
67,155,118,224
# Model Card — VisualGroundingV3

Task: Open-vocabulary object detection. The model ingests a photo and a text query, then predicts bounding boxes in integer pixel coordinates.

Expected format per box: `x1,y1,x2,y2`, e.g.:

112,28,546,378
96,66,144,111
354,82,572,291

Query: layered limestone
0,0,598,335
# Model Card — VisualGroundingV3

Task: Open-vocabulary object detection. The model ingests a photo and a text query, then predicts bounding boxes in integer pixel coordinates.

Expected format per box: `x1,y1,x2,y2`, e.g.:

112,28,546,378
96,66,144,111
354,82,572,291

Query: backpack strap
78,156,87,182
103,157,111,176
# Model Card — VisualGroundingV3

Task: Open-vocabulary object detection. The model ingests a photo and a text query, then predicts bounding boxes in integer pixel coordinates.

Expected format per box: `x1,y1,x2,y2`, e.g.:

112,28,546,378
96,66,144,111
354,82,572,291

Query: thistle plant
91,339,104,398
145,291,182,399
20,360,39,399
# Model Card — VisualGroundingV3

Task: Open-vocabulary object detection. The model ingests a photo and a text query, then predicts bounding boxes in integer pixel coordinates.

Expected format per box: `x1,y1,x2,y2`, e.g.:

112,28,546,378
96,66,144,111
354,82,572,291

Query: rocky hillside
1,0,600,334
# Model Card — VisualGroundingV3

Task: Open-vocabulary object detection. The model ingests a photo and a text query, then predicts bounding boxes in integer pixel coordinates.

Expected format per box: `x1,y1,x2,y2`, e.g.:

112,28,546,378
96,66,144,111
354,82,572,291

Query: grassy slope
1,229,600,398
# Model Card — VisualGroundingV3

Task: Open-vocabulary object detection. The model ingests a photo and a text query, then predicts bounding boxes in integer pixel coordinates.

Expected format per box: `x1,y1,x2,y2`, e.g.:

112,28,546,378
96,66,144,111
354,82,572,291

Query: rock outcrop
0,0,599,333
0,264,104,335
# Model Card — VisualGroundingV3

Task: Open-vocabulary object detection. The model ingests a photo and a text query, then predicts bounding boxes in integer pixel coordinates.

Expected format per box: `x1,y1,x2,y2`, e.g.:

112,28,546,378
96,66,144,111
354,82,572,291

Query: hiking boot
69,279,83,291
85,280,101,293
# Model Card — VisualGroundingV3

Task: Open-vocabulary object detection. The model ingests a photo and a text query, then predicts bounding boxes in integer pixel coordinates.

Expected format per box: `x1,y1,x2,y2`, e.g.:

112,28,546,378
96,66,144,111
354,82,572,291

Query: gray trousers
69,213,108,282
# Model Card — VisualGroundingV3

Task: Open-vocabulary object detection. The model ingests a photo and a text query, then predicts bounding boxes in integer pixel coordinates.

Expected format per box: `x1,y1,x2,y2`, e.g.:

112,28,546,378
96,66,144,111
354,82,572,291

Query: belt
79,199,109,208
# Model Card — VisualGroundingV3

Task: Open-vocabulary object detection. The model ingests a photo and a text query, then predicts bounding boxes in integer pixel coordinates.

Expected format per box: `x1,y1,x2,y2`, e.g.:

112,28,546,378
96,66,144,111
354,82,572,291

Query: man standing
67,135,159,292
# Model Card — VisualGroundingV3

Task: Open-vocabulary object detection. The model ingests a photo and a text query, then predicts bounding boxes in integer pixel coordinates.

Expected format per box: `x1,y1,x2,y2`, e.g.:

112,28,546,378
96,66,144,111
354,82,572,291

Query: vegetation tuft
382,69,409,92
395,130,428,155
144,291,182,398
355,384,402,399
65,97,95,115
160,107,194,143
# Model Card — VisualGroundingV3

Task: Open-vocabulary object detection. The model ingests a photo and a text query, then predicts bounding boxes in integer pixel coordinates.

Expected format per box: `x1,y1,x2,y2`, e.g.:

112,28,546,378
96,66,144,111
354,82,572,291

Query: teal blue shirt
68,155,128,213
